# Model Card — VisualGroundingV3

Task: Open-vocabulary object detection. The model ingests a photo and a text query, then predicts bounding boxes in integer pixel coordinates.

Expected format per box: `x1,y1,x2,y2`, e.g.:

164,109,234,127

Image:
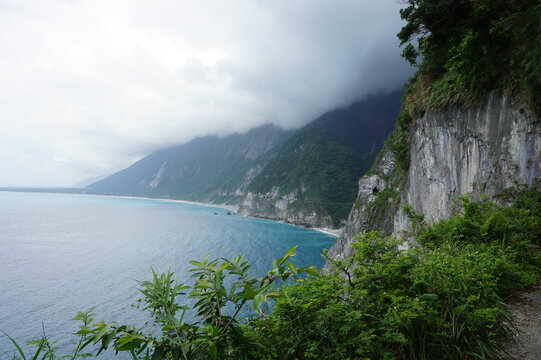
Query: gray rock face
326,151,397,260
238,187,333,228
394,92,541,235
328,92,541,261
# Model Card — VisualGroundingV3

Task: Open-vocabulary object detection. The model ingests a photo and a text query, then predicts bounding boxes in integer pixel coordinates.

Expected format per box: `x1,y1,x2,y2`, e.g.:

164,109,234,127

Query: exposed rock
328,92,541,262
326,151,397,260
238,187,333,228
149,161,167,188
393,92,541,236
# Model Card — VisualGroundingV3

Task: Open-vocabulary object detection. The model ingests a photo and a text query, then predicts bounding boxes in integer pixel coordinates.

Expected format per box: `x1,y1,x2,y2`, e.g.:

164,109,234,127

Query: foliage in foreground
3,248,315,360
257,188,541,359
398,0,541,115
4,188,541,359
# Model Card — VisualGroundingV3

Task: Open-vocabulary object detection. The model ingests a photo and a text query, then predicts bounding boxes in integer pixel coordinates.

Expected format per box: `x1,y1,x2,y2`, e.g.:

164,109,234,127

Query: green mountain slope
88,125,293,202
246,128,375,227
306,89,402,154
239,90,401,228
88,90,401,227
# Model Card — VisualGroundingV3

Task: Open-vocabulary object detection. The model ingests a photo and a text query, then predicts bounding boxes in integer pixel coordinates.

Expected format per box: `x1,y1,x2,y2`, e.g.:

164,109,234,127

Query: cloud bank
0,0,413,186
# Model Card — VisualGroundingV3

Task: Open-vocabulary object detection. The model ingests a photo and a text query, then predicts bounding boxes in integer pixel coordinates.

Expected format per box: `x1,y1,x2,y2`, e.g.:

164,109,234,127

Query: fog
0,0,413,186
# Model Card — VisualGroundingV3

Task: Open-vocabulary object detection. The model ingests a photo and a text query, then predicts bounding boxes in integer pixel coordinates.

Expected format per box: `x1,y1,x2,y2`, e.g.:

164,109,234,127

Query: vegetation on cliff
247,128,375,227
6,2,541,359
87,125,293,202
7,188,541,359
398,0,541,115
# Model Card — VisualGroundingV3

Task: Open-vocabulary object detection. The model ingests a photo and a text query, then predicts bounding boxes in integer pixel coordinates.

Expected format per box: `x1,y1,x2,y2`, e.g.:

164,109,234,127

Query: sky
0,0,413,187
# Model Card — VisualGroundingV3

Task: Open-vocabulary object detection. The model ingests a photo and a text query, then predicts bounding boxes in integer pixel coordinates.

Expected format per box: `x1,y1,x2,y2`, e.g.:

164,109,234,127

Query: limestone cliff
328,92,541,260
238,186,333,228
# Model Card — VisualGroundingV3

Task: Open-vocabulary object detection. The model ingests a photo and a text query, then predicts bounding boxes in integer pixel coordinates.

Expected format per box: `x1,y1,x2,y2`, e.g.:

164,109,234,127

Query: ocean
0,191,336,358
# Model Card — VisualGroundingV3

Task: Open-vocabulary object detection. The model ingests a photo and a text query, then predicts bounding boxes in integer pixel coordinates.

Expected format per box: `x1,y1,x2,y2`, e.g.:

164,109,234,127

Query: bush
398,0,541,115
6,189,541,359
250,188,541,359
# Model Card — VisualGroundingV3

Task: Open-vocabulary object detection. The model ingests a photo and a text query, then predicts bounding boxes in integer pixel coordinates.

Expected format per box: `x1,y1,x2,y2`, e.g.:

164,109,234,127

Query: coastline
313,227,342,237
232,210,342,238
0,189,340,237
92,194,241,213
75,193,341,237
126,195,342,237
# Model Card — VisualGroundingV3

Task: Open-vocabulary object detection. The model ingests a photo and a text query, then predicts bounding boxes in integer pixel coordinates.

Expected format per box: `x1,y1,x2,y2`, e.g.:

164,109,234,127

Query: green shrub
6,189,541,359
250,188,541,359
398,0,541,115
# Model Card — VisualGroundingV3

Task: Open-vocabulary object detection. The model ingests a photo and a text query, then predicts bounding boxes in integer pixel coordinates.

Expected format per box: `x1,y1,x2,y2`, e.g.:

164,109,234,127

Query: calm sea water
0,191,335,358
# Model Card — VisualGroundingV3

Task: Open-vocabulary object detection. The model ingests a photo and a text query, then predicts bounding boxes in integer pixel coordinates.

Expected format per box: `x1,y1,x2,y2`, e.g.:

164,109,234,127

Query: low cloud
0,0,413,186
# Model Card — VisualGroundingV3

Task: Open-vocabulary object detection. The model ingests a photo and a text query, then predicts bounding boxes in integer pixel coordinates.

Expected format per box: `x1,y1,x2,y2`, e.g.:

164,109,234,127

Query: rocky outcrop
238,186,333,228
328,92,541,261
326,149,401,259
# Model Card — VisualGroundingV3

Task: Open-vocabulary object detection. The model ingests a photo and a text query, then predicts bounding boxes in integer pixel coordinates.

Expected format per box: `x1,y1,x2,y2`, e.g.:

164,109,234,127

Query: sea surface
0,191,335,358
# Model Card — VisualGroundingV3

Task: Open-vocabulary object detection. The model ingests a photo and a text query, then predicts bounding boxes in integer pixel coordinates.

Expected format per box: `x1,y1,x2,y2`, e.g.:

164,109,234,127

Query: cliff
328,92,541,260
237,90,402,229
238,128,375,228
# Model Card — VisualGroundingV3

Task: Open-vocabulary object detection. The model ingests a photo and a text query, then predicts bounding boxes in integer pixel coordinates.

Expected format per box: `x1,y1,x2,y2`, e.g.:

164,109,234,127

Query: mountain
73,174,109,188
327,91,541,260
88,90,402,228
306,89,402,154
237,90,402,228
327,0,541,261
238,128,375,228
87,125,293,203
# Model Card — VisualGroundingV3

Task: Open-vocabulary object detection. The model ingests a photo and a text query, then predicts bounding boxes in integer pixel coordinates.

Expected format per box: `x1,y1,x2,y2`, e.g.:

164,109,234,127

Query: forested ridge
247,128,375,227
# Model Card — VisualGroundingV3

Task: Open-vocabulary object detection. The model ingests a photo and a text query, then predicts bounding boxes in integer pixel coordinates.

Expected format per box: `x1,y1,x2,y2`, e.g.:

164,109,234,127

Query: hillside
8,1,540,359
324,2,541,357
88,125,293,203
240,128,375,228
306,89,402,154
328,0,541,259
237,90,402,228
88,90,402,227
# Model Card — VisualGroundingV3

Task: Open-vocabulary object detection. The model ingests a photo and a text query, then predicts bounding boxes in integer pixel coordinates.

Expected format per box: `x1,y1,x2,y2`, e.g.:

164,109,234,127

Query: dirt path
504,281,541,359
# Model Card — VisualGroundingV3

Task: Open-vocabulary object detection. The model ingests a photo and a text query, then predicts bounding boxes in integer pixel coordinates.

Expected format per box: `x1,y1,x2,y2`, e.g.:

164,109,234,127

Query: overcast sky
0,0,413,187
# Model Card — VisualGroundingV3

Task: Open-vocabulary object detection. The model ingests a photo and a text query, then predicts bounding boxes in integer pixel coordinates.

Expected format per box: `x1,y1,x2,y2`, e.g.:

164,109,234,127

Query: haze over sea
0,191,335,358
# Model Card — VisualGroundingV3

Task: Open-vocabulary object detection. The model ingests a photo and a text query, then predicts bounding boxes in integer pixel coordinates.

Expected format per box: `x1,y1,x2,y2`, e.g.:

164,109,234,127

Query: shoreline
313,227,342,237
87,194,241,213
232,210,342,238
82,194,342,237
1,189,340,237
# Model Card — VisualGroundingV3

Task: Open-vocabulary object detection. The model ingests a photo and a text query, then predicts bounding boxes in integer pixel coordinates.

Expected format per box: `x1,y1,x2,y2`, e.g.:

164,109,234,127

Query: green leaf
151,346,165,360
283,246,297,260
209,341,217,360
30,340,44,360
1,330,28,360
253,294,264,311
285,261,298,274
101,332,115,350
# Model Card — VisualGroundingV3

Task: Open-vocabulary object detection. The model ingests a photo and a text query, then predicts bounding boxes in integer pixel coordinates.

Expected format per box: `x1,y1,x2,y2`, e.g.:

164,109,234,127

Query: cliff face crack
327,92,541,264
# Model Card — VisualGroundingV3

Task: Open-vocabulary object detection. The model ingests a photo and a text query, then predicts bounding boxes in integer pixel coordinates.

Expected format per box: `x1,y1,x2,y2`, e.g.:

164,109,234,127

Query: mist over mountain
306,89,402,154
239,89,402,227
88,125,293,202
88,89,402,227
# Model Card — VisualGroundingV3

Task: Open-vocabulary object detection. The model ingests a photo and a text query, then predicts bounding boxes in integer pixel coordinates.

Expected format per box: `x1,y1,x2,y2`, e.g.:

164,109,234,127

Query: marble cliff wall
238,187,333,228
328,92,541,260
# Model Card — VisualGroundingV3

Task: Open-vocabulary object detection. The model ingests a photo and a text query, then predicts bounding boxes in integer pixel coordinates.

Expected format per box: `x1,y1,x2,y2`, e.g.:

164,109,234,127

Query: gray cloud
0,0,413,187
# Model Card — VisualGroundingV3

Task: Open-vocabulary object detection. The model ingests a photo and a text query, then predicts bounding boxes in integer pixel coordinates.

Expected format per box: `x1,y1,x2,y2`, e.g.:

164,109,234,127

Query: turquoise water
0,191,335,358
